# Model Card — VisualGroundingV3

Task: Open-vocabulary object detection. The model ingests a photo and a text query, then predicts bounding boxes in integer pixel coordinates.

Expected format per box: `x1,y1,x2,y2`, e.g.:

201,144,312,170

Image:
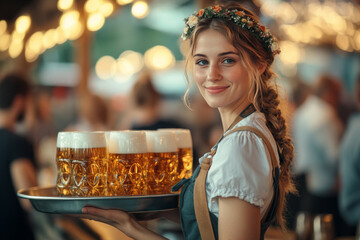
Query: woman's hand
80,207,167,240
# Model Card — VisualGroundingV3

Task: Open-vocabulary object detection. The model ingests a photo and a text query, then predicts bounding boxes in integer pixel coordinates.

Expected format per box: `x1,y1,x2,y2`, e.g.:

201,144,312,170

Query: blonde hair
183,2,295,229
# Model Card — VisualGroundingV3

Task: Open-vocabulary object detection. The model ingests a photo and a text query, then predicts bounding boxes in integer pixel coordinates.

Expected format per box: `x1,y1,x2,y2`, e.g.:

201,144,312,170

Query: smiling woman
178,3,295,239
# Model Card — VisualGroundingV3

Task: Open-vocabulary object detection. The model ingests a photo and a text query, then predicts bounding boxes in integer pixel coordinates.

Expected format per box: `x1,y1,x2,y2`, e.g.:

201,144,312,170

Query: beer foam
158,129,192,148
56,132,73,148
72,132,106,149
109,131,147,154
146,131,178,153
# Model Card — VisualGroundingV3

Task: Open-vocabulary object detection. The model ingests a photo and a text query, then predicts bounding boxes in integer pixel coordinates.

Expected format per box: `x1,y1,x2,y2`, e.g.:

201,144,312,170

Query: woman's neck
218,100,252,132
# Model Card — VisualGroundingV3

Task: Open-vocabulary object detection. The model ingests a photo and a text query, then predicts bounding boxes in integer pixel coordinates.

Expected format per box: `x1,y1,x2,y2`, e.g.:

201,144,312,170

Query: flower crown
181,5,281,56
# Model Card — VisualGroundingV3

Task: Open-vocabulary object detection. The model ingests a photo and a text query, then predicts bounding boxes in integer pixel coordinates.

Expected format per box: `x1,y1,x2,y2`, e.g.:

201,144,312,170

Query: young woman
80,2,294,239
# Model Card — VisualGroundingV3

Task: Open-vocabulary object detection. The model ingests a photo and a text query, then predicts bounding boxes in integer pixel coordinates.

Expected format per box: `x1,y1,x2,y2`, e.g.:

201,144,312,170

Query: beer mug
159,128,193,179
56,132,72,196
313,214,335,240
71,131,108,197
146,131,178,194
295,212,313,240
108,131,148,196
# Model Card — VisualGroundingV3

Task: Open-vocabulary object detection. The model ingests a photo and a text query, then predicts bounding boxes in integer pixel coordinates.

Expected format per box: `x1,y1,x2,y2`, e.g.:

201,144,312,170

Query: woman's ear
258,63,267,75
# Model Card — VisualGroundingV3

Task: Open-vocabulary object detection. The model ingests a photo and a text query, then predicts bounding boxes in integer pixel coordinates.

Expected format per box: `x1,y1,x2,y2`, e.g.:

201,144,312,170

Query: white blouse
199,112,280,219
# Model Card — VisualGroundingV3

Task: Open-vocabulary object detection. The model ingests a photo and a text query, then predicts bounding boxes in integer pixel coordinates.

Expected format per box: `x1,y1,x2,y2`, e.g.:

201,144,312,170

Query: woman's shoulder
227,111,272,142
239,111,266,127
217,111,279,163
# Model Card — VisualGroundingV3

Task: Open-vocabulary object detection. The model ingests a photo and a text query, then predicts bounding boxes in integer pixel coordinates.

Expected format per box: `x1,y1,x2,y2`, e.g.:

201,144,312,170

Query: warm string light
4,0,120,61
131,1,149,19
259,0,360,53
3,0,151,61
257,0,359,79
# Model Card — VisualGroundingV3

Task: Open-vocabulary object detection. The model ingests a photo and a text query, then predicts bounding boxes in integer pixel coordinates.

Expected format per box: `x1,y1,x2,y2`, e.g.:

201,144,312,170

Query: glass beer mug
71,131,108,197
108,131,148,196
159,128,193,180
146,131,178,194
56,132,72,196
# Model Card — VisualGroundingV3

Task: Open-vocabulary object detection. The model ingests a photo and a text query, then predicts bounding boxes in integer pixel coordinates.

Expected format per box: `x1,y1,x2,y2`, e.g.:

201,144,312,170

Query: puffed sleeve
206,130,274,207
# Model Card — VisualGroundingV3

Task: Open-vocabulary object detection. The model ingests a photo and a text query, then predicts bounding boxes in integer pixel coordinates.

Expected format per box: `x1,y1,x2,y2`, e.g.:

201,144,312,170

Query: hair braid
255,68,295,229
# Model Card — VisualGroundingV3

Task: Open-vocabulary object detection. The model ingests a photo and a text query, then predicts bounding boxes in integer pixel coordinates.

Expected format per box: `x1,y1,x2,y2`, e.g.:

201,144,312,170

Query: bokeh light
131,1,149,19
100,1,114,17
144,45,175,70
85,0,102,13
0,32,10,51
57,0,74,11
279,41,303,66
9,40,23,58
0,20,7,36
15,15,31,34
95,56,117,80
60,10,80,30
87,12,105,31
116,50,144,76
117,0,134,5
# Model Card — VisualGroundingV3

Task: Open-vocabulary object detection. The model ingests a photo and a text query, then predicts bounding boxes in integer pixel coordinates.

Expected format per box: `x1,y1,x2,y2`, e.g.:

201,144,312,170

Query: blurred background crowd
0,0,359,239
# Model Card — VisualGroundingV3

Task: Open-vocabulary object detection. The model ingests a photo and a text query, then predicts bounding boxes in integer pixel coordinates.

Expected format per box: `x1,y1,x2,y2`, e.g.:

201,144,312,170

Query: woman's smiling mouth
205,86,229,94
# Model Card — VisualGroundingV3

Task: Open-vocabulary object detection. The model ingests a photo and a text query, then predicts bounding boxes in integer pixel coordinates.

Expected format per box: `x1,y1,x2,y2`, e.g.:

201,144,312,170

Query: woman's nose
207,63,222,82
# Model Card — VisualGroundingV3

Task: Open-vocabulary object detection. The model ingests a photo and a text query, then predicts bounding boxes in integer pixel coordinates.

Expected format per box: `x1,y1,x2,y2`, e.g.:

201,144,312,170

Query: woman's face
193,29,251,111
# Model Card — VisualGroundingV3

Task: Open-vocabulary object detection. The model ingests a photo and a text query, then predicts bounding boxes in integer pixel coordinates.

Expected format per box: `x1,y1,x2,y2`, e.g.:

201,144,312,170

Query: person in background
0,74,37,240
292,74,348,236
128,70,184,131
76,2,295,239
30,89,56,147
67,92,109,131
285,80,311,230
339,76,360,228
29,88,58,187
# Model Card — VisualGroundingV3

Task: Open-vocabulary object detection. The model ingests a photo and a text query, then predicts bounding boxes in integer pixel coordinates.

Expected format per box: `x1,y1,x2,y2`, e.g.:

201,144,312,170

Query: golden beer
108,153,148,196
71,147,108,196
108,131,148,196
158,129,193,180
56,147,72,196
56,132,72,196
146,131,178,194
71,132,108,197
178,147,193,179
147,151,178,194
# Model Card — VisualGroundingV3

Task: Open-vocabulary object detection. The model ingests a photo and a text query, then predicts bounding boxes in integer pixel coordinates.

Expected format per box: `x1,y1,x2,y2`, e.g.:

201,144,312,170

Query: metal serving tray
18,186,179,214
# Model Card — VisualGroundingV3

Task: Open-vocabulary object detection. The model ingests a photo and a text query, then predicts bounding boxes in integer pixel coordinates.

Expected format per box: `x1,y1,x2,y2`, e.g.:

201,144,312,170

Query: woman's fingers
70,207,166,240
81,207,133,227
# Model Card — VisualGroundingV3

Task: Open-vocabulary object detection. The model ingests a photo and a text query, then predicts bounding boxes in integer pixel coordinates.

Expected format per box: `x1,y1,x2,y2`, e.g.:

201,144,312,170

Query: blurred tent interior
0,0,359,98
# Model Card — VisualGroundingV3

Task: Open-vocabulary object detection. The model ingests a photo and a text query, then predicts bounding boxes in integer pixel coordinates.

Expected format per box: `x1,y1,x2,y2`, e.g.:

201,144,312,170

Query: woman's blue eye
223,58,235,64
196,60,208,66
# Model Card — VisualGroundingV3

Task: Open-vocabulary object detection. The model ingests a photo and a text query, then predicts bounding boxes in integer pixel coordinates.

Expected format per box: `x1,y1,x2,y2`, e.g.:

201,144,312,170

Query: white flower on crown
187,15,198,28
271,41,280,53
183,26,189,34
